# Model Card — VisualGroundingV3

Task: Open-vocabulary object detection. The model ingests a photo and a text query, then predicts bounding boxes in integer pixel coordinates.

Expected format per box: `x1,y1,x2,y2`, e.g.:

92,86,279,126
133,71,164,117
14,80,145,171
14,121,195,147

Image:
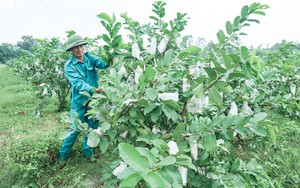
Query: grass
0,64,299,187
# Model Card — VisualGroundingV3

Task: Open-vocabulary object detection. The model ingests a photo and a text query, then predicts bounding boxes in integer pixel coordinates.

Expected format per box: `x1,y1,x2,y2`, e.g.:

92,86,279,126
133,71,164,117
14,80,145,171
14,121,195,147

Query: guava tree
8,38,70,112
67,2,276,187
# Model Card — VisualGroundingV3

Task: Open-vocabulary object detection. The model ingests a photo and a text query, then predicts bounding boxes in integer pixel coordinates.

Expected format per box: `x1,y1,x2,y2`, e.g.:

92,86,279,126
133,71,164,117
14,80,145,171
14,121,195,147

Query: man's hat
65,35,88,51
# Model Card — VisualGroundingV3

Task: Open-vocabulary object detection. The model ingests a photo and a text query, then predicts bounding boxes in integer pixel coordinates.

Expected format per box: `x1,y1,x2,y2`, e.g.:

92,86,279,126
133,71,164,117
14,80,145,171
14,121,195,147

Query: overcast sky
0,0,299,47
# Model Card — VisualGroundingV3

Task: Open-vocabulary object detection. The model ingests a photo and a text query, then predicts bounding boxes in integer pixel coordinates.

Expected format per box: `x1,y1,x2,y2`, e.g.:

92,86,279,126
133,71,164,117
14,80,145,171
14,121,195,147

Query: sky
0,0,299,47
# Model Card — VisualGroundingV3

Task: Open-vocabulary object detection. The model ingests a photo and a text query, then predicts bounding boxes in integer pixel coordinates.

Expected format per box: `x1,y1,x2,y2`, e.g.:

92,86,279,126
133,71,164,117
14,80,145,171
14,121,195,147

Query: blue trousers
58,108,99,160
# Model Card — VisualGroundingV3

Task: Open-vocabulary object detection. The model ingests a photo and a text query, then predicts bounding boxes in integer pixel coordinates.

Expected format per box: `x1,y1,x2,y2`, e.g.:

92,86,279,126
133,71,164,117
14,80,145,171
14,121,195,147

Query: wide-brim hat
66,34,88,51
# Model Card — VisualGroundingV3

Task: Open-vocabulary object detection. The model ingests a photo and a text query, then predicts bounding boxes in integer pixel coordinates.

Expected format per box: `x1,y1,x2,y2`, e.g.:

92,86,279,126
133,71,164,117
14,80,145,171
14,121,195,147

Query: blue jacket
65,52,109,110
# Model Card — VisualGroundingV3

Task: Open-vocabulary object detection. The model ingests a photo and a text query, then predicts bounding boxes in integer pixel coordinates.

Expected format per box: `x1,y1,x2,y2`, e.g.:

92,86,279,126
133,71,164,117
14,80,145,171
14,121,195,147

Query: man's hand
95,88,104,93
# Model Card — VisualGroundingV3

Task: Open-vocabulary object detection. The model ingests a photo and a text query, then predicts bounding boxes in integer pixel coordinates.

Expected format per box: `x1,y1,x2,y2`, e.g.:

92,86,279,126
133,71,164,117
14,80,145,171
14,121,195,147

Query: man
58,34,109,162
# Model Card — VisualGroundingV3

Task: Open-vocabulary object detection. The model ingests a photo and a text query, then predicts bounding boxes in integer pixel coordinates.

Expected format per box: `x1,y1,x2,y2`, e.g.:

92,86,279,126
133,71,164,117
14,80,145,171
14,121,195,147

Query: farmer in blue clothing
58,34,109,162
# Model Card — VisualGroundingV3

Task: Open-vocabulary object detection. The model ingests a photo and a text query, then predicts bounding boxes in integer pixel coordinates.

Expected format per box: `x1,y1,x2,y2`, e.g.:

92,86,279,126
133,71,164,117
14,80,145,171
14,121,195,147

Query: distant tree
0,43,22,63
16,35,36,52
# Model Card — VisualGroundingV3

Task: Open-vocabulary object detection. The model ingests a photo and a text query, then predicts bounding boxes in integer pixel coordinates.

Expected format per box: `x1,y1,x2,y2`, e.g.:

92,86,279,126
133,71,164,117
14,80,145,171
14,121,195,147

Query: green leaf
118,143,150,172
228,72,246,80
144,66,156,83
119,173,142,188
151,139,169,157
165,169,183,188
151,107,162,122
240,46,249,59
143,172,165,188
87,131,100,146
172,123,186,139
184,45,201,54
102,34,111,46
145,88,158,101
100,137,108,153
118,167,138,179
136,147,156,167
144,104,159,115
208,86,223,107
155,156,176,167
221,52,233,69
215,81,233,94
204,67,217,80
267,127,276,144
129,107,137,118
217,30,226,44
163,49,175,65
112,22,122,36
242,62,252,78
231,158,241,172
203,133,217,152
233,16,241,27
149,16,159,21
256,59,264,76
178,46,200,60
144,54,155,64
253,11,266,16
241,5,249,18
225,21,233,35
162,105,179,121
175,160,197,171
101,122,111,133
249,125,267,137
112,35,122,48
250,112,267,123
59,130,74,140
192,84,204,98
97,12,111,22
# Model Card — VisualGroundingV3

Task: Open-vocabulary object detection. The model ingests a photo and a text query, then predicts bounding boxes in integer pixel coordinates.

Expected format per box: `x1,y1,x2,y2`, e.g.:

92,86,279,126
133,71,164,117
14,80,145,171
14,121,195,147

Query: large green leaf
240,46,249,59
208,86,223,106
102,34,111,46
241,5,249,18
215,81,233,94
192,84,204,98
233,16,241,27
151,139,169,157
155,156,176,167
204,67,217,80
112,22,122,37
101,121,111,133
99,137,108,153
143,171,165,188
151,107,162,122
145,66,156,83
118,143,150,172
59,130,74,140
163,49,175,65
250,112,267,123
231,158,241,172
145,88,158,101
119,173,142,188
203,133,217,152
178,46,201,59
97,12,111,22
136,147,156,167
221,52,233,69
144,103,159,115
112,35,122,48
165,169,183,188
249,125,267,137
162,104,179,121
